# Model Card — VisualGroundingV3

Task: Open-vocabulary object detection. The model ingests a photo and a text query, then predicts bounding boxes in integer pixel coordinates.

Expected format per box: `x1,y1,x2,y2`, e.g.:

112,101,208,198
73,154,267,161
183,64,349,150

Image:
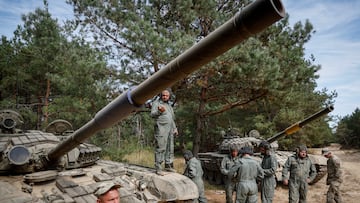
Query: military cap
94,181,121,197
322,148,330,155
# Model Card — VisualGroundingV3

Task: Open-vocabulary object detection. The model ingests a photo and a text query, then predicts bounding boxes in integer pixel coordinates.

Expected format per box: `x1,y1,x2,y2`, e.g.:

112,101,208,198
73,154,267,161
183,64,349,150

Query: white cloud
0,0,72,37
283,0,360,117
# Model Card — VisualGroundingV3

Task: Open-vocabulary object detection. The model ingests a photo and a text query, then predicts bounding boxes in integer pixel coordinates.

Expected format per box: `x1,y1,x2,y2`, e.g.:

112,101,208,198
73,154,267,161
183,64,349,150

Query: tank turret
198,106,334,185
0,0,285,202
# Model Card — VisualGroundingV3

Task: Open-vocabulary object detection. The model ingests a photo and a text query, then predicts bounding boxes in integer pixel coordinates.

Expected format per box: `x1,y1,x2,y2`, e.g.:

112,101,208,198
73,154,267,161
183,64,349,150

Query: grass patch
123,149,187,172
204,180,223,190
123,149,154,167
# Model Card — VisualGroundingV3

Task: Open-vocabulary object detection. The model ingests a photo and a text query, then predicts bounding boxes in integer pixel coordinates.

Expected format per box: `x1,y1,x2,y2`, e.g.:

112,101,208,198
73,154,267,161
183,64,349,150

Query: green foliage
67,0,201,88
0,3,112,129
1,0,337,156
335,108,360,148
96,134,153,162
271,108,333,149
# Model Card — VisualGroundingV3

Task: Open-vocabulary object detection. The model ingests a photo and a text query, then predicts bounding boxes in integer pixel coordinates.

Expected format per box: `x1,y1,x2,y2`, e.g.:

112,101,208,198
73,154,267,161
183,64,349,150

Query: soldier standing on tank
231,146,264,203
183,150,208,203
282,145,317,203
151,89,178,175
322,148,343,203
259,141,277,203
220,144,239,203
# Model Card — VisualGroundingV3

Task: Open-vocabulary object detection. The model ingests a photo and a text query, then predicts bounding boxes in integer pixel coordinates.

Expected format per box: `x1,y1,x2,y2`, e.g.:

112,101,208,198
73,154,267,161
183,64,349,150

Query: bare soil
204,144,360,203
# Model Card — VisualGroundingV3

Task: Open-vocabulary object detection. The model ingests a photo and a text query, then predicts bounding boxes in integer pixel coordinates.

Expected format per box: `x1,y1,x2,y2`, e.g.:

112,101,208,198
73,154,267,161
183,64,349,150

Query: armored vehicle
0,0,285,202
198,106,334,185
0,109,199,203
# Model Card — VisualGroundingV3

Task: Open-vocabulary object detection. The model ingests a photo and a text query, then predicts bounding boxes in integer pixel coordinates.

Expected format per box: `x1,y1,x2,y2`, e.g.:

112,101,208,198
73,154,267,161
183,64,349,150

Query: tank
0,109,200,203
198,106,334,185
0,0,285,202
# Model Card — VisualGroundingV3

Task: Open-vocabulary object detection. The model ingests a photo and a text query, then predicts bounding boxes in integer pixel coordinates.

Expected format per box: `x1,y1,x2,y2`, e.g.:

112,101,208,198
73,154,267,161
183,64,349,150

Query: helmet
259,141,271,150
183,150,193,160
240,146,253,155
229,144,238,152
298,145,308,152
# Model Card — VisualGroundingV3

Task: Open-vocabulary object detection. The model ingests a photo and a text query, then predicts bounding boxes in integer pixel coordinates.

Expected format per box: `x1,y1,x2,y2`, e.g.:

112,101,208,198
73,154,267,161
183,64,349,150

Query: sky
0,0,359,119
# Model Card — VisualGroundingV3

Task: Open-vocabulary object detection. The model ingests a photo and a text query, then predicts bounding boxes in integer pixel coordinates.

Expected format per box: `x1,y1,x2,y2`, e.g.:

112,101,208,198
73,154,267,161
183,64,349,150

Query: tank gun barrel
47,0,285,161
266,105,334,143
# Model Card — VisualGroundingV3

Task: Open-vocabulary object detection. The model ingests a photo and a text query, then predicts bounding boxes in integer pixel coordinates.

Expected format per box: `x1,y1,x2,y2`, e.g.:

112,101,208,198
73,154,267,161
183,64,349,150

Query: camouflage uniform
150,99,177,171
183,151,207,203
260,151,277,203
232,154,264,203
95,181,121,203
326,154,342,203
282,153,317,203
220,154,238,203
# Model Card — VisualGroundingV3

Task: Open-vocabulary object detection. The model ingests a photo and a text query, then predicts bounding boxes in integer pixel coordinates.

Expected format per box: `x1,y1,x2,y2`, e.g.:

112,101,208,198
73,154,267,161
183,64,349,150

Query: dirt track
205,144,360,203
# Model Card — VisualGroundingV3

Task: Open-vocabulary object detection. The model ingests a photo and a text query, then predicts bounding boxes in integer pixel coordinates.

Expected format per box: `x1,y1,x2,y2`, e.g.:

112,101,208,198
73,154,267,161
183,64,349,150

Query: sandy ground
204,144,360,203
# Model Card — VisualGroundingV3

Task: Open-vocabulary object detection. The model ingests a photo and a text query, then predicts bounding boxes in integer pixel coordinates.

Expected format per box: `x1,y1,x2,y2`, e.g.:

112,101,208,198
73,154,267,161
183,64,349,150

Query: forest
1,0,359,161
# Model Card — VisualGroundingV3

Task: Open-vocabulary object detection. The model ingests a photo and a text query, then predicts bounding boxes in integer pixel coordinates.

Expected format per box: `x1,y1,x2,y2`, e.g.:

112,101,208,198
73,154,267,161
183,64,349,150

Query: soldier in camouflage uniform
259,141,277,203
231,146,264,203
151,89,178,175
282,145,317,203
95,182,121,203
322,148,343,203
220,145,239,203
183,150,207,203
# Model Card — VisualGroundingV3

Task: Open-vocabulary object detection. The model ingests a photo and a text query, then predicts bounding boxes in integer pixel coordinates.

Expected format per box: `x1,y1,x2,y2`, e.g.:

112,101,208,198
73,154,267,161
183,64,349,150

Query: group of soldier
94,89,343,203
148,89,343,203
220,141,343,203
220,142,272,203
93,143,342,203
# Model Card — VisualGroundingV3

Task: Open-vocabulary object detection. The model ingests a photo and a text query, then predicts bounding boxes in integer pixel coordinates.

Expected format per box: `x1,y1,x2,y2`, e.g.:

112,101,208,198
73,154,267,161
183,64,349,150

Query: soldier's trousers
288,179,308,203
154,124,174,169
327,181,342,203
193,178,207,203
235,180,258,203
224,179,237,203
261,176,276,203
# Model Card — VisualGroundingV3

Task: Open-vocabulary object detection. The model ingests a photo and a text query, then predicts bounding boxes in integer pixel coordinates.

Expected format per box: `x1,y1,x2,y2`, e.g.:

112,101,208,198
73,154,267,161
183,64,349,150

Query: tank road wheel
203,168,209,180
207,171,216,184
215,172,224,185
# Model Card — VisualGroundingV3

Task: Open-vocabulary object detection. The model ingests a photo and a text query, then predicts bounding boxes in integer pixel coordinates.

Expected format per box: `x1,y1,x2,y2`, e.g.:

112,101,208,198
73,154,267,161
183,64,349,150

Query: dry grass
123,149,186,172
123,149,154,167
307,148,320,155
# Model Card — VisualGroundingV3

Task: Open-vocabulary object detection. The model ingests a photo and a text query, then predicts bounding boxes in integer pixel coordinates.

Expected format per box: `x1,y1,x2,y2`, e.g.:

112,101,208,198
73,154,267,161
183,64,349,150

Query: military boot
155,162,166,176
156,169,166,176
165,163,176,172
